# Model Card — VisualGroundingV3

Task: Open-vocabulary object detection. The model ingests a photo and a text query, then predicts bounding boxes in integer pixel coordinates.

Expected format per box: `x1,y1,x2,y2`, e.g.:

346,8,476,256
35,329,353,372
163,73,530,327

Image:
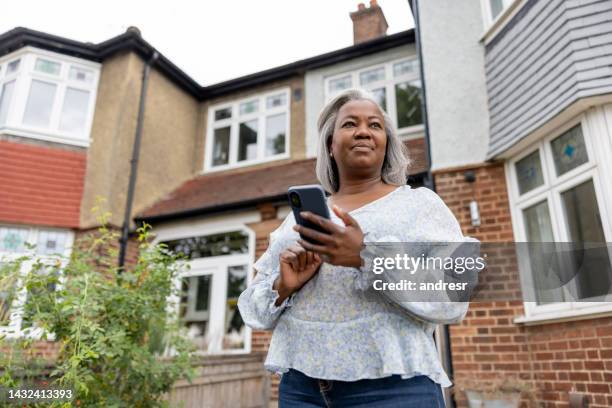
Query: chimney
350,0,388,45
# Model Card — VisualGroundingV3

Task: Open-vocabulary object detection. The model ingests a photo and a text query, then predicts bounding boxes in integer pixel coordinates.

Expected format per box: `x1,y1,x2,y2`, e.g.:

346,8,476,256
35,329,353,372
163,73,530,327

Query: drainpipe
413,0,434,191
118,51,160,271
412,1,455,407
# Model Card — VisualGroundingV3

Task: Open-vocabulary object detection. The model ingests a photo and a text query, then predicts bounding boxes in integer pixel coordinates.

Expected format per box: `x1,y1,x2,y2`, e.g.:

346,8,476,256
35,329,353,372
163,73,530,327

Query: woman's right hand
273,244,322,306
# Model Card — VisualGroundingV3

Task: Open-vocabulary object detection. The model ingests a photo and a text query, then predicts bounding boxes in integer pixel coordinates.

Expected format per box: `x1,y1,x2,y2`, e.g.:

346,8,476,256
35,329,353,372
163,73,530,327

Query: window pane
59,88,90,134
224,265,247,350
490,0,505,19
523,201,554,242
394,59,418,77
395,81,423,128
21,265,59,329
162,231,249,260
551,125,588,176
23,80,57,128
7,60,20,74
214,107,232,121
239,100,258,115
371,87,387,112
180,275,211,350
359,67,385,86
34,58,61,76
265,113,286,157
329,75,352,94
238,119,258,162
69,67,94,83
0,226,29,253
1,262,20,326
266,93,287,109
515,150,544,195
0,80,15,125
195,275,211,312
560,179,612,300
36,230,69,256
523,201,563,304
212,127,230,166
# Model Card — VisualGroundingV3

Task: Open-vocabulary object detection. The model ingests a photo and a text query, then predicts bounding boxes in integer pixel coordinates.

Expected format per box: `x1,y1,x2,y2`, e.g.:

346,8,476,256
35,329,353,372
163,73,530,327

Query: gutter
118,50,160,270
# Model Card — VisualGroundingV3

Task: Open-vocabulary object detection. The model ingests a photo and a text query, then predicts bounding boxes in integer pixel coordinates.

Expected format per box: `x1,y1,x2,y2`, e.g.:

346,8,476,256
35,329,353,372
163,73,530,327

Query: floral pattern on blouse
237,185,477,387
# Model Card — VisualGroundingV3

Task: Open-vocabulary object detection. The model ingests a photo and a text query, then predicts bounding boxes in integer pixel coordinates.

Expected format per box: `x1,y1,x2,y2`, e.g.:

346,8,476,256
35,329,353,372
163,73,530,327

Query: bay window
325,57,423,137
205,88,290,171
0,47,100,146
507,117,612,320
0,225,73,337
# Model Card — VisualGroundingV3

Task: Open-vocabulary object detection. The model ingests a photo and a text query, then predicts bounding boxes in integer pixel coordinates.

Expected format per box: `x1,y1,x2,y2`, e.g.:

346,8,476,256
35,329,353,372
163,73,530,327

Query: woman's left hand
293,205,364,268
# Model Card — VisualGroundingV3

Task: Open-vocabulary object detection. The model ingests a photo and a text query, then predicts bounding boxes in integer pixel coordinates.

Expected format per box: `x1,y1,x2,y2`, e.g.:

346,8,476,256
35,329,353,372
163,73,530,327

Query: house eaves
0,27,415,101
0,26,202,98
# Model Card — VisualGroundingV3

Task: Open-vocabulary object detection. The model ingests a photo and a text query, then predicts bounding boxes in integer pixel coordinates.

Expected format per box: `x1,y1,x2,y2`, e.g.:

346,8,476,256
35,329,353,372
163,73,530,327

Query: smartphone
288,184,331,245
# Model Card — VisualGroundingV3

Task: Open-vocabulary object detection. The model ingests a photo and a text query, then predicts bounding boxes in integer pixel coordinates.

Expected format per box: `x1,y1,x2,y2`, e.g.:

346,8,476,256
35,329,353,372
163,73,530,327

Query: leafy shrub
0,210,195,407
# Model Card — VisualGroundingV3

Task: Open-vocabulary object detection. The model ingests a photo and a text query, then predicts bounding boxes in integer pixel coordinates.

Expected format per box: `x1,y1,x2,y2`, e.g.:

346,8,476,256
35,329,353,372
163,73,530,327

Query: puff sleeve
237,213,296,330
357,187,480,324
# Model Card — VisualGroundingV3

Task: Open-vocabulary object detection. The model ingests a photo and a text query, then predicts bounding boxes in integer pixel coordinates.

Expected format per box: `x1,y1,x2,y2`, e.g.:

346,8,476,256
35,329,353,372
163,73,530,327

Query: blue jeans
278,369,446,408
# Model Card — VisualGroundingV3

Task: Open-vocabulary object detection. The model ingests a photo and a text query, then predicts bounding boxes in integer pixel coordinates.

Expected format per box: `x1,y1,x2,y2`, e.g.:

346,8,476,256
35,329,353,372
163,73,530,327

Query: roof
0,27,415,100
137,138,428,223
136,159,319,223
0,27,202,98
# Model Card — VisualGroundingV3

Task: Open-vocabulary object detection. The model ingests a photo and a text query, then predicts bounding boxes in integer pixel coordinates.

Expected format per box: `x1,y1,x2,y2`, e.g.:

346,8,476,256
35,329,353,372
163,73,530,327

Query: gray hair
315,88,410,193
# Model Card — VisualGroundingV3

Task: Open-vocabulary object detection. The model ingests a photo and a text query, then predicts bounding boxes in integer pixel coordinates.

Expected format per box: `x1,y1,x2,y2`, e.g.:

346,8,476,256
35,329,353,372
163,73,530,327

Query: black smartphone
288,184,331,245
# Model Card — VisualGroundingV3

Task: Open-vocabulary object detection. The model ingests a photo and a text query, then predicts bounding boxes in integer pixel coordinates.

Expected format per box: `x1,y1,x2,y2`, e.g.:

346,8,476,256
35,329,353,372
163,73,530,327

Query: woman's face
329,99,387,178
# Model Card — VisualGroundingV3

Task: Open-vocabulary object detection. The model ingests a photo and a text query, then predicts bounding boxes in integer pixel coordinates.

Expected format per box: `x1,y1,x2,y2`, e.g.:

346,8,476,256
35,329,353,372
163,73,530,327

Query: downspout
118,51,160,270
413,1,455,407
413,0,434,191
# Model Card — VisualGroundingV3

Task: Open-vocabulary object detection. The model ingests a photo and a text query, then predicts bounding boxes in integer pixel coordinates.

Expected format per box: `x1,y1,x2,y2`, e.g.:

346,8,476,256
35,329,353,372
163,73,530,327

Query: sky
1,0,414,86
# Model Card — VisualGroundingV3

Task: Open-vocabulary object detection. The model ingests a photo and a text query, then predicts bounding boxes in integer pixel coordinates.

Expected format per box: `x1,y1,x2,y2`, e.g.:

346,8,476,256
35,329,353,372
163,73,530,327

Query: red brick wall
0,140,86,228
435,163,612,407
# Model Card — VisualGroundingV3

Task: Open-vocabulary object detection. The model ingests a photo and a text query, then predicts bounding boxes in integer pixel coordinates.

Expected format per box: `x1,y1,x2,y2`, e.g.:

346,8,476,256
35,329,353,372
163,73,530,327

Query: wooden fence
167,352,270,408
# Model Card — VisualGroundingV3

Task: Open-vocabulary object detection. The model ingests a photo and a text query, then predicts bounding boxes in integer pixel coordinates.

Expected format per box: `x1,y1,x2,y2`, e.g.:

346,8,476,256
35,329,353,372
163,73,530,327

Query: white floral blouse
237,185,475,387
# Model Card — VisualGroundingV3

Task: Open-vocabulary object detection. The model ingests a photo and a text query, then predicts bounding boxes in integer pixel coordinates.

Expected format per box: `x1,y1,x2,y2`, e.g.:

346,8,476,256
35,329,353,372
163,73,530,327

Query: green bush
0,211,195,408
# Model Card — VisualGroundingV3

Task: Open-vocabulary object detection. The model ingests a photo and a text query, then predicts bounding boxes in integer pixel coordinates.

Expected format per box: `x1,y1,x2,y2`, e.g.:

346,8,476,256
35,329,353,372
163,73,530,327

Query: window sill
514,303,612,326
480,0,527,46
0,126,89,147
203,152,290,174
0,327,56,341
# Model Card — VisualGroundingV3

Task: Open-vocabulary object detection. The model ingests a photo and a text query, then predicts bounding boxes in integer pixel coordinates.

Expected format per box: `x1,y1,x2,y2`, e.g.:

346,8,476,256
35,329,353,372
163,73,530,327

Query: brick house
4,1,610,407
412,0,612,406
0,26,204,344
135,3,428,404
0,2,428,406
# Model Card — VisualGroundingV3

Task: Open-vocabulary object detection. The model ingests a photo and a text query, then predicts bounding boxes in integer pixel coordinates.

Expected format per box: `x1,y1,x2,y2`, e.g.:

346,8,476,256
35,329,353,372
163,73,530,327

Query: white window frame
204,87,291,172
506,114,612,322
480,0,515,29
156,215,258,355
0,46,101,147
0,225,74,339
324,57,424,139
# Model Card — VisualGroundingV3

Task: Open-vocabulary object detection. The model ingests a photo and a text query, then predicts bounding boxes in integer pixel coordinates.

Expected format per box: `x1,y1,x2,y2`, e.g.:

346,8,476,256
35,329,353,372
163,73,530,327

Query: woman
238,88,475,407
